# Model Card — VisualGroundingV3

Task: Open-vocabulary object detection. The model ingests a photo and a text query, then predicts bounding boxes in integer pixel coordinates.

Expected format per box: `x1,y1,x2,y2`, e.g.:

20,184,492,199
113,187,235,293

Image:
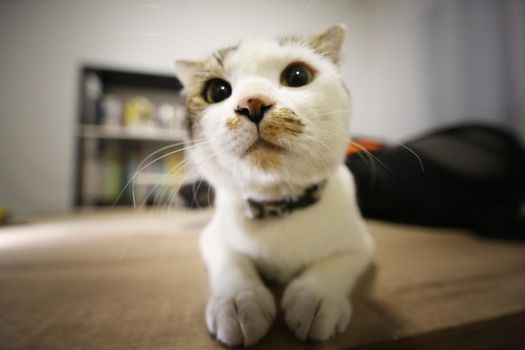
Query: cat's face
176,25,351,199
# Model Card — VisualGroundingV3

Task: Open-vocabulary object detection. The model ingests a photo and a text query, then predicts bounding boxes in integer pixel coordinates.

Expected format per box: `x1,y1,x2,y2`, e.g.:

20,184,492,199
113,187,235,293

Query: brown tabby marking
185,47,239,136
248,146,282,171
226,116,243,131
246,108,304,171
260,108,304,142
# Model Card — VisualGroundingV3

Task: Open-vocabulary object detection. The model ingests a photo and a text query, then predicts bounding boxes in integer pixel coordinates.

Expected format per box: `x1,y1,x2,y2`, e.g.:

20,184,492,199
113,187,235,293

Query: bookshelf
80,124,186,142
75,66,189,208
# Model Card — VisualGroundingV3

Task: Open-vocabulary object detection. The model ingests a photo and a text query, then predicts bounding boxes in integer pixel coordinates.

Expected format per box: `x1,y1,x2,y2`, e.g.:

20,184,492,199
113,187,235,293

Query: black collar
245,181,327,219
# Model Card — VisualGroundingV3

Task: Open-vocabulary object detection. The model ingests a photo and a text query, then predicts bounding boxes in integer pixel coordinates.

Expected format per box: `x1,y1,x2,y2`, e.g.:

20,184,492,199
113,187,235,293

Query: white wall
348,0,525,140
1,0,524,219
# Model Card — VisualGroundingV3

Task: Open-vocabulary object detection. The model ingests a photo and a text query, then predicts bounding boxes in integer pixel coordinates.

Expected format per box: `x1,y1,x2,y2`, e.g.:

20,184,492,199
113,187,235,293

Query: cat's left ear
175,60,202,88
309,24,346,64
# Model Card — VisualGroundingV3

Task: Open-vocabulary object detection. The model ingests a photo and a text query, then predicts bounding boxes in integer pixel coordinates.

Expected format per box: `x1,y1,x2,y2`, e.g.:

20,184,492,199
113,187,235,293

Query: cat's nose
235,96,274,125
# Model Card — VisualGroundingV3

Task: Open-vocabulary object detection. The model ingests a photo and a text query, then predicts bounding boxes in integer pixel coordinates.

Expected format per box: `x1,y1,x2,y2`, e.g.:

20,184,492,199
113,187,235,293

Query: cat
175,24,374,346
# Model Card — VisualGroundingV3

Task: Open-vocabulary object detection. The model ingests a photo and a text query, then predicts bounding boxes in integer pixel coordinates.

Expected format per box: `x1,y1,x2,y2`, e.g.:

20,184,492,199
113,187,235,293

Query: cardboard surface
1,209,524,349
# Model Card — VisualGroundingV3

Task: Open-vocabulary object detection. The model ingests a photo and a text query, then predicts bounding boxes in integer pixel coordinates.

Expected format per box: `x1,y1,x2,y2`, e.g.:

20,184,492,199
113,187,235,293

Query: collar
245,181,327,219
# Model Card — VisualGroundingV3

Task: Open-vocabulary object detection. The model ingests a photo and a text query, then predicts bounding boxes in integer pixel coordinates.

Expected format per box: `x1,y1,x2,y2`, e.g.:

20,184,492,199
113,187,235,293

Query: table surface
1,209,524,350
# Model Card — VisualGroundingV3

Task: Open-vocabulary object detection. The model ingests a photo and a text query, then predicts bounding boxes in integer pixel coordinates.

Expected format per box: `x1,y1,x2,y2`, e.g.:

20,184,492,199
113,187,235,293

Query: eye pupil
204,79,232,103
282,64,313,87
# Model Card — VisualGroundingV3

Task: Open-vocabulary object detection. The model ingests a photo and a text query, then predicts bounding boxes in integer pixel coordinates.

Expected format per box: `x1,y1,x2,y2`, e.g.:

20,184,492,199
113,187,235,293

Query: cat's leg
200,227,276,346
282,249,372,341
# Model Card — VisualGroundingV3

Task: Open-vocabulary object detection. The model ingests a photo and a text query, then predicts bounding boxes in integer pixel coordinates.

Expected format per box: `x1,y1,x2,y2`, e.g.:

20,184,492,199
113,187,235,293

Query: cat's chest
222,197,355,283
212,166,361,283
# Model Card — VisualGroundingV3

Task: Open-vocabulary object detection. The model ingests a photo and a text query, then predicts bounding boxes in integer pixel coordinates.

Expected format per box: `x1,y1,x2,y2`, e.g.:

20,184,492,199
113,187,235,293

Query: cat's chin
244,137,285,155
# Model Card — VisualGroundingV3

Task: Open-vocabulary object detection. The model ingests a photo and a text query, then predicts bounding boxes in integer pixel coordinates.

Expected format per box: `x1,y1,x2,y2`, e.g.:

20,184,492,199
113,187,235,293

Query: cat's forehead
220,38,316,76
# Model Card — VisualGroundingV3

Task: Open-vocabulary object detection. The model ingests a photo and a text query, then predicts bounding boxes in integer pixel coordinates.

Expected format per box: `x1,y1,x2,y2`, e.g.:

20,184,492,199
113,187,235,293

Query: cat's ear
309,24,346,64
175,60,202,88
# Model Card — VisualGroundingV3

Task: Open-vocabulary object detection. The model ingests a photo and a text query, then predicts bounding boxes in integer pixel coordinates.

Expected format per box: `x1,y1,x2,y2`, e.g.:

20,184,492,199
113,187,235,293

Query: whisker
138,155,194,210
349,141,394,174
164,155,213,211
160,135,220,211
309,127,395,176
301,133,338,154
300,0,316,29
112,141,187,206
393,141,425,172
293,134,334,178
117,236,129,263
348,141,378,189
114,138,208,207
190,172,205,209
142,133,221,210
310,108,352,118
207,178,213,208
131,140,209,207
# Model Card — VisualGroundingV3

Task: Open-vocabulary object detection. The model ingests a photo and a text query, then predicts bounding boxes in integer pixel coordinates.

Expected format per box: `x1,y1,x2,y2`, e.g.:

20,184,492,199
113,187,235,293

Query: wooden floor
0,209,524,349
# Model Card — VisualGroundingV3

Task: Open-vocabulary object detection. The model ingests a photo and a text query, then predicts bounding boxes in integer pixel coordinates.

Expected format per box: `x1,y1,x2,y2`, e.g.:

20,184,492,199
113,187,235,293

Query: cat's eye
203,78,232,103
281,63,314,87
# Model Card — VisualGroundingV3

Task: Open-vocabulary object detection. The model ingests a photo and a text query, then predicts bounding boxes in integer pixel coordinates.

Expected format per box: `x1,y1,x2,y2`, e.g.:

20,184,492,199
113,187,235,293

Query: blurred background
0,0,524,221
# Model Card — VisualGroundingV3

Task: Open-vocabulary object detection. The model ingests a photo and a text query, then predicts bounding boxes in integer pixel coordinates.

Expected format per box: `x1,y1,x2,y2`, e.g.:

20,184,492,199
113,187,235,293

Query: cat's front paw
206,286,276,346
282,281,352,341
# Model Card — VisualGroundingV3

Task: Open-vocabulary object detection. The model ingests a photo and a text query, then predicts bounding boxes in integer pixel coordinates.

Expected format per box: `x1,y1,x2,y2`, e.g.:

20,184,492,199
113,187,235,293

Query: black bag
346,124,525,239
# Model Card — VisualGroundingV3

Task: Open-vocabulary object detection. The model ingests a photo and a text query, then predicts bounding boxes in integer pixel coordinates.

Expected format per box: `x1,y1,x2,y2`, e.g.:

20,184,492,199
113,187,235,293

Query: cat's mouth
245,137,285,155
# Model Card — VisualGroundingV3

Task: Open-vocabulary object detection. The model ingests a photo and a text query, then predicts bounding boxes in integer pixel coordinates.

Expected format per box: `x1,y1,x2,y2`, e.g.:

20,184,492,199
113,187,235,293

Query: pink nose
235,96,274,125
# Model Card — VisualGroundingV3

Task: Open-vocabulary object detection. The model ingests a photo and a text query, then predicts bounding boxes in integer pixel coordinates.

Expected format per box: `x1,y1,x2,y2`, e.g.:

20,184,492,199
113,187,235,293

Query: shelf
75,66,186,208
80,124,185,142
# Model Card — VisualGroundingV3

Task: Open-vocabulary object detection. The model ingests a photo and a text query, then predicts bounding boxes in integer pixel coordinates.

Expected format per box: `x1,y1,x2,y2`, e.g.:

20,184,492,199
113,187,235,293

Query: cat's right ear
175,60,202,88
309,24,346,64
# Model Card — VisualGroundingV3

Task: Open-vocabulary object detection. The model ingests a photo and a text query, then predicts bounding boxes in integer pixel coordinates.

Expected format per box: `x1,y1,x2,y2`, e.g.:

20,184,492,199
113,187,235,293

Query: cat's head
176,25,351,200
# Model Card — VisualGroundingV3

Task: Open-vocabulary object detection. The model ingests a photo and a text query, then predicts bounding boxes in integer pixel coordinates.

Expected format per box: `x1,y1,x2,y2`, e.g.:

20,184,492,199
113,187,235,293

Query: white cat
175,25,374,346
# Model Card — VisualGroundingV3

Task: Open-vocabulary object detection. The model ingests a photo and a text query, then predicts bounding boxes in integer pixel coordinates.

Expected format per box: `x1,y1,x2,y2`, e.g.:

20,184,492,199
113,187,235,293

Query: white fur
201,166,373,345
178,27,374,346
190,39,350,198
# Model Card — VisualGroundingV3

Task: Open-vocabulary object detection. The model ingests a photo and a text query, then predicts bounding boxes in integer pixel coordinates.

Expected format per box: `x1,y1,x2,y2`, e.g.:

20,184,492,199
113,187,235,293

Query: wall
0,0,523,219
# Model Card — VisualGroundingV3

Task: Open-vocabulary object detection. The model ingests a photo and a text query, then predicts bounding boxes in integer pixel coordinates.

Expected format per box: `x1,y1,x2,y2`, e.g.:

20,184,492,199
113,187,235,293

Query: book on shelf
90,92,184,133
